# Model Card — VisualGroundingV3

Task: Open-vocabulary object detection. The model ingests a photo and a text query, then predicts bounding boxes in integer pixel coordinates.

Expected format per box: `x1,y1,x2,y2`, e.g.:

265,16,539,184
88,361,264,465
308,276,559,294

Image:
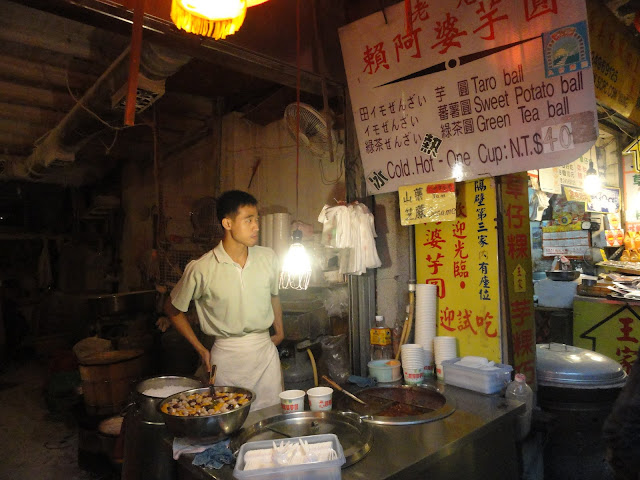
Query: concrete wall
374,192,411,329
120,111,346,289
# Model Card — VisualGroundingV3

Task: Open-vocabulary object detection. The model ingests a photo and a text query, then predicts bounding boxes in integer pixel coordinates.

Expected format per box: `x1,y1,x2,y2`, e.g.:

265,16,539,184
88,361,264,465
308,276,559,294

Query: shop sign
622,152,640,232
500,173,536,383
398,181,456,225
339,0,598,195
563,185,591,203
575,301,640,374
586,187,620,214
415,178,501,362
541,226,590,257
587,0,640,118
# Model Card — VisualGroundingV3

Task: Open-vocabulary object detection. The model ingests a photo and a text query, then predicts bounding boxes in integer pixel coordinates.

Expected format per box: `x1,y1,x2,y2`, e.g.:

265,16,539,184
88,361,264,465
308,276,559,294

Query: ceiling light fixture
279,0,311,291
170,0,270,39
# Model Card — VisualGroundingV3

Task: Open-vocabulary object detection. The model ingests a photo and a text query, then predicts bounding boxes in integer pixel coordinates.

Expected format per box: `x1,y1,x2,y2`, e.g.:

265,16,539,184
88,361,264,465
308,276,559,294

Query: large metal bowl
157,386,255,441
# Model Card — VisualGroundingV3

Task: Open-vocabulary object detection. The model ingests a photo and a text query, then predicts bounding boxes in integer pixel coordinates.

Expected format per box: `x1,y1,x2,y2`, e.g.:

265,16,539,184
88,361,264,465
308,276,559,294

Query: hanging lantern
170,0,255,39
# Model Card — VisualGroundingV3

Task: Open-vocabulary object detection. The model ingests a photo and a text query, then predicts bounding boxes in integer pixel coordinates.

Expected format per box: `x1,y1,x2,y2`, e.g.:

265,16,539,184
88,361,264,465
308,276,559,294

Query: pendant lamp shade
170,0,269,39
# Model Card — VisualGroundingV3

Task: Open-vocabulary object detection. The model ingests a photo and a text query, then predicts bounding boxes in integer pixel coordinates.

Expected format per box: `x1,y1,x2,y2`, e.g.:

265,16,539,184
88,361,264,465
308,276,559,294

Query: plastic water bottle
505,373,533,441
370,315,393,360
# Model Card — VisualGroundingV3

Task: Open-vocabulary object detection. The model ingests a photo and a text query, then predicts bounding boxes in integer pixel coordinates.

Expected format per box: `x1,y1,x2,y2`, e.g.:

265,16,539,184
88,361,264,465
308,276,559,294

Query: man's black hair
216,190,258,226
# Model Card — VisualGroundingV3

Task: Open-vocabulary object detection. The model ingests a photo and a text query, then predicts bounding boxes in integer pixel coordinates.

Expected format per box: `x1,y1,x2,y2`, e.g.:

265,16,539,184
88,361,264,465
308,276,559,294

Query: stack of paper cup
414,284,438,374
272,212,291,262
434,336,457,380
400,344,425,385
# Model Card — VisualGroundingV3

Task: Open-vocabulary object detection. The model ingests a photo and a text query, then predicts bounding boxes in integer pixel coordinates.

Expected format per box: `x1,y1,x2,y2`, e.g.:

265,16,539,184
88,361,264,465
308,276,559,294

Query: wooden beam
0,54,97,91
0,131,35,148
0,118,51,141
0,102,65,125
0,1,126,60
0,80,75,111
0,39,105,77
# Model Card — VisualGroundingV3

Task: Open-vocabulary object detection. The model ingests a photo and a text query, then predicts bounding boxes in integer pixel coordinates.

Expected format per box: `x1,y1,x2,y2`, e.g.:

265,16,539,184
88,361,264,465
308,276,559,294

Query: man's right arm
164,296,211,372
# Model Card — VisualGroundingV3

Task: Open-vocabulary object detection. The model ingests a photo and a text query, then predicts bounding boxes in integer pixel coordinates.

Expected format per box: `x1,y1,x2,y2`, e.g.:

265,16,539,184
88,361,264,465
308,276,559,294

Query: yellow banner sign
398,182,456,226
500,173,536,384
415,178,500,362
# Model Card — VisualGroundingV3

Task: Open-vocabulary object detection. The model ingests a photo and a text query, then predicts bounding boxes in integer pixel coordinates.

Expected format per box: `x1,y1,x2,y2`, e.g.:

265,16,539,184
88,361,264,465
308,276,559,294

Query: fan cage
284,103,331,156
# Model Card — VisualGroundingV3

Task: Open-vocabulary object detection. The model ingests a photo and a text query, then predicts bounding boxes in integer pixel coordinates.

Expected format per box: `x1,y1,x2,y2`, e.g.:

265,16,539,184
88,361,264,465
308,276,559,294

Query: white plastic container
441,357,513,394
505,373,534,440
233,433,346,480
367,359,401,382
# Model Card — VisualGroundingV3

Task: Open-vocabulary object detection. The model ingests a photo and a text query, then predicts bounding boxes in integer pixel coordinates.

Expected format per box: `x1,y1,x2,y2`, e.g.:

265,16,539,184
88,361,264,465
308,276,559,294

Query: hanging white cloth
318,203,381,275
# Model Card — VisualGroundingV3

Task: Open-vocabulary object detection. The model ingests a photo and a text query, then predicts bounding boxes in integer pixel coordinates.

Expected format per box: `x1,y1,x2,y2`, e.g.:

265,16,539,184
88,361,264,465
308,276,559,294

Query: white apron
210,332,283,411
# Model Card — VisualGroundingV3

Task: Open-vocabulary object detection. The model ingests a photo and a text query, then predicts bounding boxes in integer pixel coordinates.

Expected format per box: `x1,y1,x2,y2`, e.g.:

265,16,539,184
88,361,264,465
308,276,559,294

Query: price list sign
339,0,598,195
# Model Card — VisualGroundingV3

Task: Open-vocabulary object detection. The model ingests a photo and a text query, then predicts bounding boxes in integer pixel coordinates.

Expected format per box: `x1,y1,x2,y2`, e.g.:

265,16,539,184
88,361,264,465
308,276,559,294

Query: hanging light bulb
451,163,464,182
170,0,271,39
583,160,601,195
279,229,312,290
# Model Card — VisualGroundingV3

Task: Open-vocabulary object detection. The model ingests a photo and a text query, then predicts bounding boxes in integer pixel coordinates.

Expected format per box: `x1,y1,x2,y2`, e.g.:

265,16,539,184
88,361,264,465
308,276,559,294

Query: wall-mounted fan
284,103,341,159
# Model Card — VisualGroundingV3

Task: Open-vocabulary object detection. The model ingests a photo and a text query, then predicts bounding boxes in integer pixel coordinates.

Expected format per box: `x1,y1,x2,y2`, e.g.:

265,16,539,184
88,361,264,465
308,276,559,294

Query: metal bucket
536,344,625,480
132,375,203,424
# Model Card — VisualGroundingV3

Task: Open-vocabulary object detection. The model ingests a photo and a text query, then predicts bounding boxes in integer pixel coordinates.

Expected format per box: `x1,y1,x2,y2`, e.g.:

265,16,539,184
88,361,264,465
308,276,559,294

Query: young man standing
164,190,284,410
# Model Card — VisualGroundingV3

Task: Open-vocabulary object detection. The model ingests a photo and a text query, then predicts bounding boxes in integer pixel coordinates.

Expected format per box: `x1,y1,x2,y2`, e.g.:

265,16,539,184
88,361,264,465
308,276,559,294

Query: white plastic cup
307,386,333,411
403,367,424,385
279,390,305,413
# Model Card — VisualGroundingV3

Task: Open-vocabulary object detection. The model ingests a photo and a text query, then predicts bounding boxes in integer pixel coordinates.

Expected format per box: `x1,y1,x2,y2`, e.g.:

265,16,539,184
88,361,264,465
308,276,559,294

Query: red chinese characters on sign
360,0,560,76
363,43,389,74
507,233,529,258
439,307,497,337
476,311,497,337
432,13,468,54
456,0,509,41
616,317,639,373
452,221,469,279
524,0,557,21
515,358,535,382
510,299,533,327
393,28,423,62
506,204,526,229
423,226,446,249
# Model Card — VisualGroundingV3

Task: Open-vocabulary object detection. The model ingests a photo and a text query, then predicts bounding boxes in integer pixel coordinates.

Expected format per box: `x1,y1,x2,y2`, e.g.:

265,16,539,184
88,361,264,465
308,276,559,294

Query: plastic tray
233,433,345,480
441,358,513,394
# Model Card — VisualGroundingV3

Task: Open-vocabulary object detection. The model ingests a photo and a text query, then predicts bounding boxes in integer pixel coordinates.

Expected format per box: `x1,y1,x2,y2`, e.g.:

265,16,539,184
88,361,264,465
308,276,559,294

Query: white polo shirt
170,241,279,337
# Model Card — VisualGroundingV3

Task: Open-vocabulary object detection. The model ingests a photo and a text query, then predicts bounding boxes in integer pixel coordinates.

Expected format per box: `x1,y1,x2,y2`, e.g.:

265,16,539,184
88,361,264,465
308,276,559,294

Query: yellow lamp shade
171,0,247,39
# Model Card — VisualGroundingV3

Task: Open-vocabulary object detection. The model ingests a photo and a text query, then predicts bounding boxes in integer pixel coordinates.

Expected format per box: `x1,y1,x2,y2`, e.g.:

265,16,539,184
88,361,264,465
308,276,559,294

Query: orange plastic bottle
624,232,636,251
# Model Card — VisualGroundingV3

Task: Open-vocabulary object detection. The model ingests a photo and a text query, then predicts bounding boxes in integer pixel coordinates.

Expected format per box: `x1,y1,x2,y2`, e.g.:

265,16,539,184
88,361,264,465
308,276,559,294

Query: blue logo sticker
542,21,591,78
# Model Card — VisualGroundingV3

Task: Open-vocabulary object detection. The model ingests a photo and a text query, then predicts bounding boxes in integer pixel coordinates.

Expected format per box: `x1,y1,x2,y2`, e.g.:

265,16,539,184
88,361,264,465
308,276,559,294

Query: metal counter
170,380,524,480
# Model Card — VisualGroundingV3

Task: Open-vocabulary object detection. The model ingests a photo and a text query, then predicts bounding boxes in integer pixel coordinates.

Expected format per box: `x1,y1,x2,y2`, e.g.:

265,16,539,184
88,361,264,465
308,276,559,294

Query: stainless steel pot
133,375,203,424
157,386,254,440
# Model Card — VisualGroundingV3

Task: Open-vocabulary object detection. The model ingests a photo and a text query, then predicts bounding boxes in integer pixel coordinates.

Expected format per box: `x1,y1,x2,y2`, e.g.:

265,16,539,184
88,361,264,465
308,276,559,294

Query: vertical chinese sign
415,178,500,361
500,172,536,383
338,0,598,195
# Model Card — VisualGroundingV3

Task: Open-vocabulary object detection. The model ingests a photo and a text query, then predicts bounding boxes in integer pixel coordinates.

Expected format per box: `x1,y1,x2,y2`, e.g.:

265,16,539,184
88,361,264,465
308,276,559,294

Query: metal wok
546,270,580,281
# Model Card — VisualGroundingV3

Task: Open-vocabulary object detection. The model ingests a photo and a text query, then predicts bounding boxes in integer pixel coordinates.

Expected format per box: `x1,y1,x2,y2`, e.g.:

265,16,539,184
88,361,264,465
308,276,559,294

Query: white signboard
338,0,598,195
